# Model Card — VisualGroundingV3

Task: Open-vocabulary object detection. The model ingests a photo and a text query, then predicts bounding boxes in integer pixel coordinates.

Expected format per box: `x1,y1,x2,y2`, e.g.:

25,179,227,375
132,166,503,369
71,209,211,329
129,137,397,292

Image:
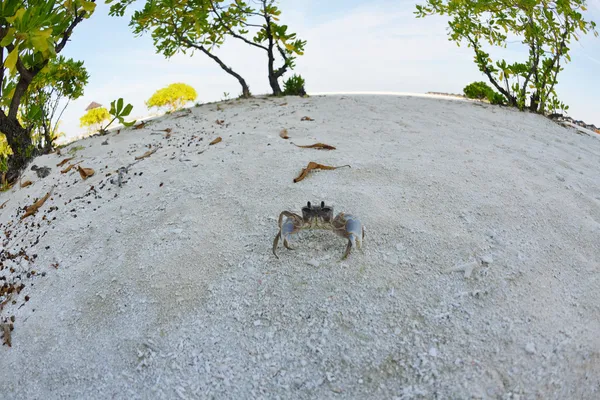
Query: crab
272,201,365,260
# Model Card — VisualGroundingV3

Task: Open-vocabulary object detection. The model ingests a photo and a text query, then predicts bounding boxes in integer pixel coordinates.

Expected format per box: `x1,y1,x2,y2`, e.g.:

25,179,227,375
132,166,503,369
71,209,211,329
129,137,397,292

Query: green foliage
22,56,89,150
146,83,198,112
213,0,307,94
107,0,306,96
102,97,136,133
463,81,493,100
463,81,506,105
415,0,598,114
0,0,95,175
283,74,306,96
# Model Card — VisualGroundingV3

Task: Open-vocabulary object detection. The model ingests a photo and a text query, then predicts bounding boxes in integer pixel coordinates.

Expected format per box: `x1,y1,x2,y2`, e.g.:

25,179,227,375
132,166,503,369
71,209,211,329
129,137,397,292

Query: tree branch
209,0,268,51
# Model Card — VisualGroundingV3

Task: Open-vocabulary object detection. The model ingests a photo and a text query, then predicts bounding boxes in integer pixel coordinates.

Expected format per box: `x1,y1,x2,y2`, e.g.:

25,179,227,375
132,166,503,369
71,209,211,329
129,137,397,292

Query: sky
58,0,600,140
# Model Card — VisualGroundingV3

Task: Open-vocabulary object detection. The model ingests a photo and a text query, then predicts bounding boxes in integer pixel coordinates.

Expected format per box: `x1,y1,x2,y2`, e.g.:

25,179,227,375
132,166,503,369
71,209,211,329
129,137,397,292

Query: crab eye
320,201,325,208
307,201,312,208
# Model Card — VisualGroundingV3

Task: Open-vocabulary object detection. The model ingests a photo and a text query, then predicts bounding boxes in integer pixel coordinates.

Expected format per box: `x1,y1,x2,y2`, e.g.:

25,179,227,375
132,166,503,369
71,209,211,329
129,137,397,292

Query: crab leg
332,213,365,260
272,211,303,259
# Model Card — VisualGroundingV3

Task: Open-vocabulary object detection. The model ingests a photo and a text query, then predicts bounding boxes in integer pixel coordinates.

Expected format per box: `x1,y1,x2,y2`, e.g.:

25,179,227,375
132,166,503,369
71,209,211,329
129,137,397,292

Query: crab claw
272,211,303,259
333,213,365,260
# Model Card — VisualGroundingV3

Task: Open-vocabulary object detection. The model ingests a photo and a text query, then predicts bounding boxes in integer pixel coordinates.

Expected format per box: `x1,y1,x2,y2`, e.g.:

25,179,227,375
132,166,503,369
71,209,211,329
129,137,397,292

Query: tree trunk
1,116,35,183
197,46,251,98
266,40,282,95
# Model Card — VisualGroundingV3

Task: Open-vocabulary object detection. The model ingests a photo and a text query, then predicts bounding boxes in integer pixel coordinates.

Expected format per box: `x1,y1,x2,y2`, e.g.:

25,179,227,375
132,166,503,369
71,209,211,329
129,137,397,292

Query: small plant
222,92,230,101
99,98,136,134
146,83,198,112
464,81,506,105
283,74,307,96
80,107,111,132
68,145,85,155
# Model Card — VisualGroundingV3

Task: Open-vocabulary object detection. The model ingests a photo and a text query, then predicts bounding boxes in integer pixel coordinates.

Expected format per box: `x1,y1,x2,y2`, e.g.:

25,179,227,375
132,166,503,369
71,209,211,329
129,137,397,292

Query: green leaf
121,103,133,117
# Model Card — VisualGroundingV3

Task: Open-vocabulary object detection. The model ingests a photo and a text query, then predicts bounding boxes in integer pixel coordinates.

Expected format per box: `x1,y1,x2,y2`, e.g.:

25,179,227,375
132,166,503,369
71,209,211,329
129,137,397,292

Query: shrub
80,107,111,131
146,83,198,112
283,74,307,96
464,81,492,100
464,81,506,105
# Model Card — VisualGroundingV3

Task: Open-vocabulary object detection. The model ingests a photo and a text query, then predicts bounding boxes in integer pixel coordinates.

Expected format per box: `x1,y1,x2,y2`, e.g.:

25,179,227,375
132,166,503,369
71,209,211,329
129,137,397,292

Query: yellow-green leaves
30,29,53,56
4,44,20,75
81,1,97,13
5,8,26,24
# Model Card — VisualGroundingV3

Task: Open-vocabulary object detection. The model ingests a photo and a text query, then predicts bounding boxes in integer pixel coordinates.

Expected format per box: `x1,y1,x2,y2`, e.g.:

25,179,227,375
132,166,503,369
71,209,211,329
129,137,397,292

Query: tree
146,83,198,112
108,0,306,97
415,0,598,114
209,0,306,96
107,0,252,98
0,0,96,182
23,56,89,152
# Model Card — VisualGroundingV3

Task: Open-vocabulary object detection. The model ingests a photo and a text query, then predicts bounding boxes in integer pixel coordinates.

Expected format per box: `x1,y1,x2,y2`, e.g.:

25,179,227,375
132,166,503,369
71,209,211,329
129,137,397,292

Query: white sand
1,94,599,399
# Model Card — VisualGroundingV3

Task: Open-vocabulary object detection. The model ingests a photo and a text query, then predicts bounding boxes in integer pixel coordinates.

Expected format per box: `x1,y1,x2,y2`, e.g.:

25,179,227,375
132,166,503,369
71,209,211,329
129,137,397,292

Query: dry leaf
209,137,222,145
77,166,95,180
56,157,74,167
135,147,158,160
21,188,54,219
278,102,288,106
20,180,33,188
280,129,290,139
293,162,351,183
133,122,146,130
215,119,225,126
1,323,11,347
61,161,82,174
301,116,315,121
0,200,7,209
293,142,336,150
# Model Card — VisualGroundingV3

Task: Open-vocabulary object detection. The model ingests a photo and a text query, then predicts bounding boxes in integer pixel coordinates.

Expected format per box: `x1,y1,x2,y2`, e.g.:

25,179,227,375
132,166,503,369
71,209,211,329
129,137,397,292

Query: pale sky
58,0,600,139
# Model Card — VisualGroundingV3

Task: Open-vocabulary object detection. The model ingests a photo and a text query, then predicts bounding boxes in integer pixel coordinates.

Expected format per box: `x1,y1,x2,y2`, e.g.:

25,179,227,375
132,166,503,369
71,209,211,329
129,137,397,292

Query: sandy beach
1,94,599,399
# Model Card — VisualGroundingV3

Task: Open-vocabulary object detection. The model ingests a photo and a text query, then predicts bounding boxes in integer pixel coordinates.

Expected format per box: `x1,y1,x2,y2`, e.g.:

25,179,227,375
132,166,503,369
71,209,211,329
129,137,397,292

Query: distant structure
85,101,102,111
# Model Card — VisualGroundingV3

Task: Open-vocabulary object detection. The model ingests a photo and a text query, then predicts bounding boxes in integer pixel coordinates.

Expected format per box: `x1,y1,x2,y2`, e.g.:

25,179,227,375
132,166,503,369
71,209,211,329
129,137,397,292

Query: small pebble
525,342,536,354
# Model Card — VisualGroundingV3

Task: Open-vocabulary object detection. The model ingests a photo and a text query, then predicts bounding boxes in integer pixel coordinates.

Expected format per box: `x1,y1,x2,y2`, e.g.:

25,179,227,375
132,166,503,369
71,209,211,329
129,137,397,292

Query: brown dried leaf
21,188,53,219
133,121,146,130
301,116,315,121
77,166,95,180
293,162,351,183
278,102,288,106
61,161,82,174
279,129,290,139
20,180,33,188
135,147,158,160
293,142,336,150
215,119,225,126
1,323,11,347
56,157,74,167
209,137,222,145
0,200,7,209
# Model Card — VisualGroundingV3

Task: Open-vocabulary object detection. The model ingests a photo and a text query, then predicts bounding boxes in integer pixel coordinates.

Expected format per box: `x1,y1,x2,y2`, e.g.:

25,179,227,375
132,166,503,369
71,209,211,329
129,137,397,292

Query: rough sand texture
1,95,599,399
